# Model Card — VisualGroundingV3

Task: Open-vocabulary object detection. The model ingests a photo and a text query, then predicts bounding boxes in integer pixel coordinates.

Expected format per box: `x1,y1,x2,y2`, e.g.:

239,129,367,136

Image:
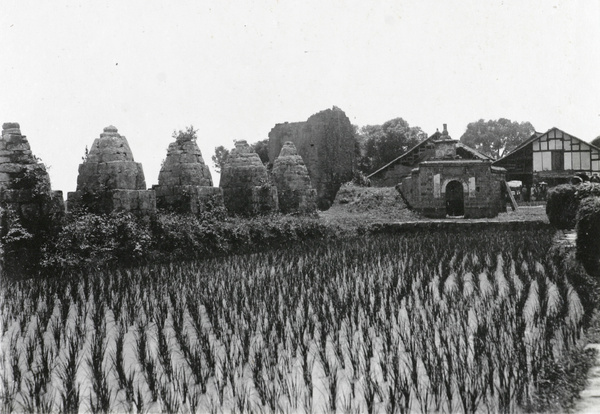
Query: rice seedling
0,227,588,412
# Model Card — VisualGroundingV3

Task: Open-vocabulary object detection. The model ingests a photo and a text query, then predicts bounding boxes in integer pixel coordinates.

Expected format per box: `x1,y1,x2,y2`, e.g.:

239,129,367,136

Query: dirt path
564,230,600,414
575,344,600,413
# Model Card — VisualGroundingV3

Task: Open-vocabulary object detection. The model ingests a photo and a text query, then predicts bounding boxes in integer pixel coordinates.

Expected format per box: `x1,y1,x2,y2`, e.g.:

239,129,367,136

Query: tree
357,117,426,173
250,139,269,165
460,118,535,159
212,146,230,173
591,135,600,148
172,125,197,141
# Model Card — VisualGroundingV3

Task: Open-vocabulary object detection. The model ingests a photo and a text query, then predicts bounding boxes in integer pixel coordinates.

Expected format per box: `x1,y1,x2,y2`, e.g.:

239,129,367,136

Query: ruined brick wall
271,142,317,214
400,160,506,219
154,133,223,213
268,107,355,209
219,140,278,216
0,123,64,231
67,126,155,215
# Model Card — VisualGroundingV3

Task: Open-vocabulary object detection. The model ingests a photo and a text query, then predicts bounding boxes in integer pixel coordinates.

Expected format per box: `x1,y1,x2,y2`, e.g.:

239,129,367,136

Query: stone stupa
219,140,278,216
271,141,317,214
153,131,223,213
67,125,156,215
0,122,64,227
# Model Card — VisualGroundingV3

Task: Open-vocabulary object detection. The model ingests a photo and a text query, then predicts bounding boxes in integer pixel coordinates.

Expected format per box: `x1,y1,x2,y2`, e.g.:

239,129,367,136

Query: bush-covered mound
322,182,419,225
576,196,600,278
546,184,579,229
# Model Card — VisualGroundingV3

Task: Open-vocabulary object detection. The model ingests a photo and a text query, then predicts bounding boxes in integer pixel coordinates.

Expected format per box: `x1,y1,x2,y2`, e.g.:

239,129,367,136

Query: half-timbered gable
493,128,600,187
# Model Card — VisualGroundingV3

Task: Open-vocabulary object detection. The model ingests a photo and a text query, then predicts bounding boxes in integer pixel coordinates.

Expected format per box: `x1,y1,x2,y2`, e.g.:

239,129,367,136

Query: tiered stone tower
271,141,317,214
67,126,156,215
219,140,278,216
0,123,64,227
153,132,223,213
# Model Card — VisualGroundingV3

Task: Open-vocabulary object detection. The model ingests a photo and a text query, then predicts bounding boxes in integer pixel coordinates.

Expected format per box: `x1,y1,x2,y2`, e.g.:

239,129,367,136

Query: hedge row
546,182,600,277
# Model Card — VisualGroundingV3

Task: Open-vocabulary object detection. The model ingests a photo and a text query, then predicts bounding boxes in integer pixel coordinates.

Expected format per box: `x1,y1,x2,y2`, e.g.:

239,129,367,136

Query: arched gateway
445,180,464,216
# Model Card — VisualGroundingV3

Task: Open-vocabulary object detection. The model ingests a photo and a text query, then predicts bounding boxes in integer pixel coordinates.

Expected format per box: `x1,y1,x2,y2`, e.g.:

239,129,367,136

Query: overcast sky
1,0,599,193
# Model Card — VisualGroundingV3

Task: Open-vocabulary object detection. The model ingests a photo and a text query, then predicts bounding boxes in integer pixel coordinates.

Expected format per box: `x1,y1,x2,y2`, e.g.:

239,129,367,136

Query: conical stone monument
153,132,223,213
271,141,317,214
219,140,278,216
67,126,156,215
0,122,64,229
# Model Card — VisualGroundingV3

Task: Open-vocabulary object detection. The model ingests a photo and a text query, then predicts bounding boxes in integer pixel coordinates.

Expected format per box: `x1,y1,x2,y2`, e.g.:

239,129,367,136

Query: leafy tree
212,146,230,173
460,118,535,159
591,135,600,148
357,118,426,173
251,139,269,165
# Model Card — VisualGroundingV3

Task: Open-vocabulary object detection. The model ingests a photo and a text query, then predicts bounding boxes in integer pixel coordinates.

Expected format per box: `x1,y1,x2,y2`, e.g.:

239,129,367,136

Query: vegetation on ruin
1,228,596,413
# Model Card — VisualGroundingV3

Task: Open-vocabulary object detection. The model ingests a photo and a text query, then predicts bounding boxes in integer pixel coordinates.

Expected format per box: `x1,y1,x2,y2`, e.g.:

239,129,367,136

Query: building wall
400,161,505,218
531,129,600,174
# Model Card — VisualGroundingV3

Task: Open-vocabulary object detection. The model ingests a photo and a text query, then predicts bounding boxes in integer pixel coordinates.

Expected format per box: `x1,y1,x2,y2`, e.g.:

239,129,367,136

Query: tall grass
0,228,590,413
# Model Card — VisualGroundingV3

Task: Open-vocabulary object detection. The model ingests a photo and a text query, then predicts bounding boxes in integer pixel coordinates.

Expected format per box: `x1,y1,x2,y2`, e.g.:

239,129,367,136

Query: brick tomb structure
271,141,317,214
0,123,64,229
399,129,506,218
219,140,278,216
153,132,223,214
67,126,156,215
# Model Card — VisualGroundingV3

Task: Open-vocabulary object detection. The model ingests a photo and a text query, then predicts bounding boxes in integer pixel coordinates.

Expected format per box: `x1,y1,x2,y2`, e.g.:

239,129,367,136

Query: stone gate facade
399,132,506,218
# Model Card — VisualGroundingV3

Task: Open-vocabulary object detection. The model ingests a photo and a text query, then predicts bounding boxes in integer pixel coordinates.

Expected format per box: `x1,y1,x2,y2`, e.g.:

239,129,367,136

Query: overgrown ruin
271,141,317,214
153,132,223,214
0,123,64,232
219,140,278,216
67,126,156,215
268,107,355,209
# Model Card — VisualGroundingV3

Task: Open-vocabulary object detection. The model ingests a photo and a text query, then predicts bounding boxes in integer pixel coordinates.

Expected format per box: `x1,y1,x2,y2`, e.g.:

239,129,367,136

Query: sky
1,0,599,193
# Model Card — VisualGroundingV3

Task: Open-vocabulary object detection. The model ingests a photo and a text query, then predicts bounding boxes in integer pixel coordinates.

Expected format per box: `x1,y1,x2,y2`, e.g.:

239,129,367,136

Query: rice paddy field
0,227,588,413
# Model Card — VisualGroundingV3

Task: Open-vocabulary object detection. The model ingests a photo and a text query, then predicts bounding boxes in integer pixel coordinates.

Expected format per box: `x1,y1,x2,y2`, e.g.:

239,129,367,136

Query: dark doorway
446,180,464,216
551,151,564,171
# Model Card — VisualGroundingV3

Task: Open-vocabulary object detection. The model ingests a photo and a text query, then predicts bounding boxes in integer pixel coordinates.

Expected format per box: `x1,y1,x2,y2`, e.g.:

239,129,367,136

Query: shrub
41,212,152,273
575,182,600,201
546,184,579,229
576,196,600,277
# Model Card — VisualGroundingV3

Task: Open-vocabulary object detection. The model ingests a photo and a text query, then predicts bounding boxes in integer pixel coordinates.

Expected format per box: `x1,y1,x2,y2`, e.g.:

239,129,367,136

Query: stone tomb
67,126,155,215
0,123,64,226
271,141,317,214
153,132,223,213
219,140,278,216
